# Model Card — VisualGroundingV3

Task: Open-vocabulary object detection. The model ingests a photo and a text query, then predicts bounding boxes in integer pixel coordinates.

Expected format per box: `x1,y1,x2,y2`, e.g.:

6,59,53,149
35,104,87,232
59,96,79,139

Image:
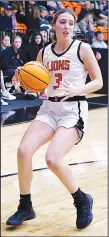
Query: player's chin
63,33,71,38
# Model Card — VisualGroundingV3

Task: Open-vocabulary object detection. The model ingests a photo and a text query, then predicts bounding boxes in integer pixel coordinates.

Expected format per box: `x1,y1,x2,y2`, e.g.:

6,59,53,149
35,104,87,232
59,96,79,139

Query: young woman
1,35,24,80
1,35,11,53
28,31,43,61
6,9,103,229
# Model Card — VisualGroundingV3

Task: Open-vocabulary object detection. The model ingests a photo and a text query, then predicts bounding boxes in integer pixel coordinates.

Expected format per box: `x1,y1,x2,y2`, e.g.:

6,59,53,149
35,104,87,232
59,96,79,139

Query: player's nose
64,23,69,29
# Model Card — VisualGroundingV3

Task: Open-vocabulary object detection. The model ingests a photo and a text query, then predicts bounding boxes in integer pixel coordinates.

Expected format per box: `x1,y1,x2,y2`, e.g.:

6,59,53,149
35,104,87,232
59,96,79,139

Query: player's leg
45,126,79,192
6,120,55,226
45,126,93,229
17,120,55,194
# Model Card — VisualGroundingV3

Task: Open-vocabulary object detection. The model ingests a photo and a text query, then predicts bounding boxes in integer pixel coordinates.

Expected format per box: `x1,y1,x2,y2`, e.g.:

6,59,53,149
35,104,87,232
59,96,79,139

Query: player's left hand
57,81,81,101
96,52,101,61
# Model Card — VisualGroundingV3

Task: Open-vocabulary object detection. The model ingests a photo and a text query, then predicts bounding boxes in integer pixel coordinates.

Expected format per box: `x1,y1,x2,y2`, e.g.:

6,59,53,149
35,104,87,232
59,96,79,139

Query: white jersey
43,39,88,97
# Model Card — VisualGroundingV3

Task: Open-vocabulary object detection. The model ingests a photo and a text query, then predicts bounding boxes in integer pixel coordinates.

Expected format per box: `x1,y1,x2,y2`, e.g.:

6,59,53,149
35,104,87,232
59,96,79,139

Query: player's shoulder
79,41,94,57
74,39,90,48
79,41,96,63
72,39,91,51
44,42,53,50
80,41,92,51
75,40,94,63
38,43,52,53
37,43,52,61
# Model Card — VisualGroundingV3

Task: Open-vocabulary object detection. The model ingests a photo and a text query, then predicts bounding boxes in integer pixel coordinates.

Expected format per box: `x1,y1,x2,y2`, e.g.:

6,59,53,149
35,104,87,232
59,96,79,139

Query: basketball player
6,9,103,229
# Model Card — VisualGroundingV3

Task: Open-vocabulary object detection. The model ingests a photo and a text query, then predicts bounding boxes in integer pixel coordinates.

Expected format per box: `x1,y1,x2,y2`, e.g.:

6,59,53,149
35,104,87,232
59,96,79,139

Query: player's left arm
58,43,103,99
78,42,103,95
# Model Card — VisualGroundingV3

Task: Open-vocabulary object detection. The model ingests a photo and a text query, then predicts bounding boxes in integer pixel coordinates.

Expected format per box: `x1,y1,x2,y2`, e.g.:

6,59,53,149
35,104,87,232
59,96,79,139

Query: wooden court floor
1,107,107,236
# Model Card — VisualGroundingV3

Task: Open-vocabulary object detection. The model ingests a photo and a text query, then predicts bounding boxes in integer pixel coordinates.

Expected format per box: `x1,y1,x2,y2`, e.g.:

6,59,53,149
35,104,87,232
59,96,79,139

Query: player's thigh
19,120,55,155
46,126,79,160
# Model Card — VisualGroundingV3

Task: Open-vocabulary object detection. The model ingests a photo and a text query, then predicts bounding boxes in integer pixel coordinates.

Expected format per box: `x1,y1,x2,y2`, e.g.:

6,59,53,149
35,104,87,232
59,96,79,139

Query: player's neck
55,39,73,52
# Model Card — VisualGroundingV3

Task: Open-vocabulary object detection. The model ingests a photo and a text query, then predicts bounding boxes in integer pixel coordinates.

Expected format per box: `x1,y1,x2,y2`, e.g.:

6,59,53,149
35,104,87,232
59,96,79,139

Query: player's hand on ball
12,68,21,92
57,81,81,101
17,66,22,73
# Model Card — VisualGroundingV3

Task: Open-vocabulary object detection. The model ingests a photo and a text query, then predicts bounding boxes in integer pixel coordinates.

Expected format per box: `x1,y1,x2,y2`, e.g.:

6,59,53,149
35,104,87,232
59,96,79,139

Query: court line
1,160,106,178
88,102,108,106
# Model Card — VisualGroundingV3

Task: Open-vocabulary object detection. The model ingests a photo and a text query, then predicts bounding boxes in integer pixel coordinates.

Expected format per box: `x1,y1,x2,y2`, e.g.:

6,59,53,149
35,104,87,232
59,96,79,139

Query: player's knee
17,143,30,160
45,153,60,170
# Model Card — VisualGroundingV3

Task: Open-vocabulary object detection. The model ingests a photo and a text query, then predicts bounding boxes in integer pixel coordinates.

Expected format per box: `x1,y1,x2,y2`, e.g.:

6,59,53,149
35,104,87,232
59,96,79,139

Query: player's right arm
36,49,43,63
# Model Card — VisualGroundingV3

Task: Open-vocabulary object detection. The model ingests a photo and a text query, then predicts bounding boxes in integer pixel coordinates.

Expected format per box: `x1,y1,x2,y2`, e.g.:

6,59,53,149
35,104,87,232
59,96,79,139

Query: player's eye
60,20,74,25
69,21,74,25
60,20,66,24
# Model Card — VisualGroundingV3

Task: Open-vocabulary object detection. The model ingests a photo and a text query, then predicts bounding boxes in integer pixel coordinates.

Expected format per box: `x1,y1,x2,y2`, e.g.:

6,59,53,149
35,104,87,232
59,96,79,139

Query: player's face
53,13,75,41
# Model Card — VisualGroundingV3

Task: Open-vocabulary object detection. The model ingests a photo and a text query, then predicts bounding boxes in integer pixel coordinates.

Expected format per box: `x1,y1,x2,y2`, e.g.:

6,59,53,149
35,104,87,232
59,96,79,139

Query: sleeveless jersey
43,39,88,97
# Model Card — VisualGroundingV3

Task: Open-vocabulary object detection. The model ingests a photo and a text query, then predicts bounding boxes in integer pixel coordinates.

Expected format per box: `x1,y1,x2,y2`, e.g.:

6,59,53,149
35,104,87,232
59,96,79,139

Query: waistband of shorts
48,96,87,102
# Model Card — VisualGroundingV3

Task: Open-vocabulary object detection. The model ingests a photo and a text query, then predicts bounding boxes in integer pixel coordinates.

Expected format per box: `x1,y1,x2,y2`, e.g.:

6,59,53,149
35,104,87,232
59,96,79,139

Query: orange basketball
18,61,51,93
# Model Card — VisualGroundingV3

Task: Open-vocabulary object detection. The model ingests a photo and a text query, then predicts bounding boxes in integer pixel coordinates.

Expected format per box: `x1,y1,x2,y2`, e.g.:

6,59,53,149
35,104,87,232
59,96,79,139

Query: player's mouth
63,31,69,35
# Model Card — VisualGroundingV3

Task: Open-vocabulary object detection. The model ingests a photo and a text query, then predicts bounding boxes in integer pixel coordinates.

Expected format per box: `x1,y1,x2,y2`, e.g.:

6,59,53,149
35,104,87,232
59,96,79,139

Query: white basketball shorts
34,99,88,144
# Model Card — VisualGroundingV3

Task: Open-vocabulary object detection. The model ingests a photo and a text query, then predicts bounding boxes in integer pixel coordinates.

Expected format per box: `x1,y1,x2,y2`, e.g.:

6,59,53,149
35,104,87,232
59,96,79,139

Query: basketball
18,61,51,93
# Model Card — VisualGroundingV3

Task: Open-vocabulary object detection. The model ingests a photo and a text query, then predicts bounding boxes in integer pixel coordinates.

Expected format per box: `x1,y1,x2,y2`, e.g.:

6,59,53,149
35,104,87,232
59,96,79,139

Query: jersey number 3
53,73,62,89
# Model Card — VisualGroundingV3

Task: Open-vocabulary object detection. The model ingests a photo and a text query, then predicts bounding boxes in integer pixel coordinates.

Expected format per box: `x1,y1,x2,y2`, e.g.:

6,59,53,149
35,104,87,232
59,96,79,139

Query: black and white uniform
35,39,88,143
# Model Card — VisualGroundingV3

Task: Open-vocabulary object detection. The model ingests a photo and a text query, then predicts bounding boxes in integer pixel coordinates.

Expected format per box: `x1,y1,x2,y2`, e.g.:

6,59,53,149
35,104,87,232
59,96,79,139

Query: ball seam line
21,68,48,86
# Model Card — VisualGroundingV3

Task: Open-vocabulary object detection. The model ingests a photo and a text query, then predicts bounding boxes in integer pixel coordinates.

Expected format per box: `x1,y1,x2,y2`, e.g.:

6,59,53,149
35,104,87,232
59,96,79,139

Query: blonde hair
12,35,22,43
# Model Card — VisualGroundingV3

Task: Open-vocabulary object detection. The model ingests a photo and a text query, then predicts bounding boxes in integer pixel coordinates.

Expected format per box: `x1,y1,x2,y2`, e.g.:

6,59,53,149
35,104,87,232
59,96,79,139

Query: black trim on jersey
75,101,84,144
51,39,76,57
77,42,84,64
